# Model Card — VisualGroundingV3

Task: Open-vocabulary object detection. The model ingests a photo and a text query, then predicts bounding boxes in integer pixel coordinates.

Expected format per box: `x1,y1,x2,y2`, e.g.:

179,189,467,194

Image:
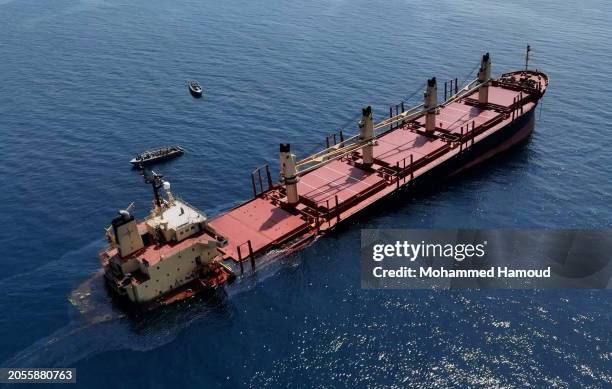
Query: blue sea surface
1,0,611,387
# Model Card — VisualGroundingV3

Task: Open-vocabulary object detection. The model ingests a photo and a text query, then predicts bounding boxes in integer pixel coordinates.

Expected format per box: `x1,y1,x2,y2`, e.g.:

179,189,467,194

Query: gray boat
130,146,184,166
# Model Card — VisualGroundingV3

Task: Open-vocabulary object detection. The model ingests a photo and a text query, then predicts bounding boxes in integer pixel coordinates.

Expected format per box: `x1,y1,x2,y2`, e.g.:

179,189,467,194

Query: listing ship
100,50,548,308
101,172,234,306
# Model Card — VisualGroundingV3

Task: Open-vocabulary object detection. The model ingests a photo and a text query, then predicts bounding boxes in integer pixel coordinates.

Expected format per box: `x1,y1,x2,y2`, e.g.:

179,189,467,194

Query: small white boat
188,80,203,97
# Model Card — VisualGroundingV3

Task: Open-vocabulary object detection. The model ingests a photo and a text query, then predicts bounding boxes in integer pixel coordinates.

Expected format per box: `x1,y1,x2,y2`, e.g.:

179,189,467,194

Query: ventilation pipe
478,53,492,104
358,106,374,166
424,77,438,133
279,143,299,205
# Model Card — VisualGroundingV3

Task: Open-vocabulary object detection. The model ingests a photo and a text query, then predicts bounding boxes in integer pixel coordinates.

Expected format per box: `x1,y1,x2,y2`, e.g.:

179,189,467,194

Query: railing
444,78,459,101
251,164,273,198
388,102,406,130
235,240,255,275
294,76,489,178
325,129,345,148
374,103,425,131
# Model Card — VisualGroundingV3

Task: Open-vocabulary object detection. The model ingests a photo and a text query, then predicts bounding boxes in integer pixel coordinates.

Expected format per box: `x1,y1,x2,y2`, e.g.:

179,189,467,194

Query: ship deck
128,228,218,267
209,198,309,261
208,71,548,270
298,159,385,207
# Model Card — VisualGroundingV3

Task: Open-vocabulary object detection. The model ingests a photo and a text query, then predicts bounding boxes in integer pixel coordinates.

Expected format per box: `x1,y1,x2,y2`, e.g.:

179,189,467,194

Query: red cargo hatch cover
209,198,307,260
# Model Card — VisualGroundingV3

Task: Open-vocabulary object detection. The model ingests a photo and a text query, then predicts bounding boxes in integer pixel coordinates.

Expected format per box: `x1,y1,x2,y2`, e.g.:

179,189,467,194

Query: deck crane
291,57,491,178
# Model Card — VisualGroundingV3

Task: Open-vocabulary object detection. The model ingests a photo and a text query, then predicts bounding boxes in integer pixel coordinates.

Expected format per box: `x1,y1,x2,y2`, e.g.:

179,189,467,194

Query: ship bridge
146,199,207,243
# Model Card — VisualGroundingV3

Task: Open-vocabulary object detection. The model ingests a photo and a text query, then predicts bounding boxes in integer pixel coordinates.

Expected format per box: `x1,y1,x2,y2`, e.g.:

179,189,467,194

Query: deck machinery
100,50,549,307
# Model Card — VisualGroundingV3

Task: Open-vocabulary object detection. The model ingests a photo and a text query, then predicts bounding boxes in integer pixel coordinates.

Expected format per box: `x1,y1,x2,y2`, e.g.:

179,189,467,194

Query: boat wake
3,276,231,368
2,237,318,369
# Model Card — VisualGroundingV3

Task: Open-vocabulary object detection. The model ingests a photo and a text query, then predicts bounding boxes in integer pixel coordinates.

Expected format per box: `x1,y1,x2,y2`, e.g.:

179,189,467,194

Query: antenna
163,181,175,202
525,45,531,71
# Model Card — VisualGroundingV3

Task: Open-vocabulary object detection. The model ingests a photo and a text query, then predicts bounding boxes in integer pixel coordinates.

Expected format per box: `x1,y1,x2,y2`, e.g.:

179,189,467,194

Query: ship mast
143,170,164,208
525,44,531,71
292,57,489,177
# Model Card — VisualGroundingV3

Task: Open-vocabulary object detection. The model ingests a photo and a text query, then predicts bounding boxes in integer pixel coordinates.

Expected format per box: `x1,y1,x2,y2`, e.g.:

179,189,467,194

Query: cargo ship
100,50,549,308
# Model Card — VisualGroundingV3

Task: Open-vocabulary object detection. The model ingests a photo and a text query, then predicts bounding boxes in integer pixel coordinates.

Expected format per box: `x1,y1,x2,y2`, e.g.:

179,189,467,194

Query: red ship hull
105,70,549,308
208,71,548,278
